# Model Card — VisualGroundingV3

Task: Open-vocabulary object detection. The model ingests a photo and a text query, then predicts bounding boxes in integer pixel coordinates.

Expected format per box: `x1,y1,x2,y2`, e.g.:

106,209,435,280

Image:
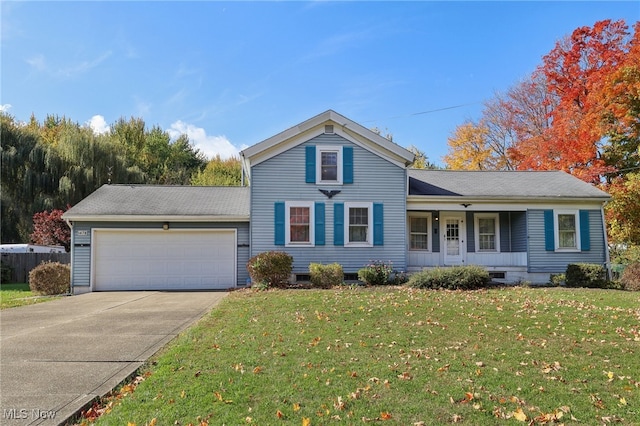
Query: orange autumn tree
518,19,631,183
597,21,640,180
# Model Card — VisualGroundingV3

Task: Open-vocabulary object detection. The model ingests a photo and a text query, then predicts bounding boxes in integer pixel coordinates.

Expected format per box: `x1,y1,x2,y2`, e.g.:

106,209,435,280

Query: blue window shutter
315,202,325,246
274,202,285,246
334,203,344,246
579,210,590,251
543,210,554,251
343,146,353,184
373,203,384,246
305,146,316,183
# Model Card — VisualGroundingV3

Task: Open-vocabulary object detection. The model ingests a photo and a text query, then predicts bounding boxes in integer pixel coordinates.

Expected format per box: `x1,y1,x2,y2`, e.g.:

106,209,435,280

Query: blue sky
2,1,638,166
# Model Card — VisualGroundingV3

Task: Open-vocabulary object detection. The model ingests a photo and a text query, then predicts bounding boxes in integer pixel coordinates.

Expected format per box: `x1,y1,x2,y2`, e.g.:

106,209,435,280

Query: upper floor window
317,146,343,184
409,213,431,251
474,213,500,252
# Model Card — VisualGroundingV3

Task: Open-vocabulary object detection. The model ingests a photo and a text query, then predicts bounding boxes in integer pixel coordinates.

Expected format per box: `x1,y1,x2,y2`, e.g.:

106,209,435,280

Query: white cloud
87,115,110,135
26,54,46,71
168,120,244,160
0,104,12,112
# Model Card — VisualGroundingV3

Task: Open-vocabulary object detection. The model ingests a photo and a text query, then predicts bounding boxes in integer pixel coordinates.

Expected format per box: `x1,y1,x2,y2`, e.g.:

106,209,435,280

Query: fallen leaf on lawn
452,414,463,423
512,408,527,422
214,391,222,401
398,372,412,380
293,403,301,411
180,390,186,398
276,410,284,419
380,412,392,420
253,366,263,374
302,418,311,426
127,423,136,426
148,419,157,426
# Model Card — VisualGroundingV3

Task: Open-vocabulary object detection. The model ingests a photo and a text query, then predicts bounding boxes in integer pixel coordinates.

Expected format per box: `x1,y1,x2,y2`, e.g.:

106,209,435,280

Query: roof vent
325,124,334,134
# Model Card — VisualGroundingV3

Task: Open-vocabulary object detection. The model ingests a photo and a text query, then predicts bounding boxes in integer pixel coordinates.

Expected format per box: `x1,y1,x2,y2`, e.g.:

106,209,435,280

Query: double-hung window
345,202,372,246
555,211,579,250
316,146,343,184
474,214,500,252
285,201,314,246
409,213,431,251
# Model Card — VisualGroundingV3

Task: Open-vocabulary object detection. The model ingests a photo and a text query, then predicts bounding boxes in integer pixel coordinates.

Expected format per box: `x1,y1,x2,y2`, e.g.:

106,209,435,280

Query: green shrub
246,251,293,289
565,263,608,288
309,263,343,289
620,263,640,291
358,260,394,286
28,261,70,295
408,265,490,290
548,273,566,287
1,260,13,283
390,270,409,285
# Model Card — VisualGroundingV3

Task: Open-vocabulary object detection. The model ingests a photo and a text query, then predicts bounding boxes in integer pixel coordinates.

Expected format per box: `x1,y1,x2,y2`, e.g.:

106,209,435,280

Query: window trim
408,212,432,251
554,209,580,252
316,145,343,185
285,201,315,247
344,201,373,247
474,213,500,253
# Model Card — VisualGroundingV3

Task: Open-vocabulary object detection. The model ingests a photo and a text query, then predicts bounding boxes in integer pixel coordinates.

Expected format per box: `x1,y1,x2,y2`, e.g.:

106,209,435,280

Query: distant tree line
0,113,242,243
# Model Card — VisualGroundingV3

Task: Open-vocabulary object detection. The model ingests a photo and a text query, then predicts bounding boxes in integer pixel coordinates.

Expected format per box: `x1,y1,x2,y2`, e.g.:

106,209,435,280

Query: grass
0,283,62,309
87,286,639,425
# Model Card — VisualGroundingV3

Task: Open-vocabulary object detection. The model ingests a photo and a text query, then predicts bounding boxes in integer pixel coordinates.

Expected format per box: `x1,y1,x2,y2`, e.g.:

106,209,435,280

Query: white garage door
93,229,236,291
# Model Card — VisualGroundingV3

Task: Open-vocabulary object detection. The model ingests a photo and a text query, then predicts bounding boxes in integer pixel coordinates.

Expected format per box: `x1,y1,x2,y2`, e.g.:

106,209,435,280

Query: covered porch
406,209,529,282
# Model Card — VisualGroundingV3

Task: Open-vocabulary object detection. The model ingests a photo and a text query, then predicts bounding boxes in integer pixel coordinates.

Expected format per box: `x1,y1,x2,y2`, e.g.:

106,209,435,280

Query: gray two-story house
64,110,610,293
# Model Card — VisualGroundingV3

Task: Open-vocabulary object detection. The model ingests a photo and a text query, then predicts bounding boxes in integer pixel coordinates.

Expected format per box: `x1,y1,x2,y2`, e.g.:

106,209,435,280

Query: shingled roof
408,170,610,200
63,185,250,220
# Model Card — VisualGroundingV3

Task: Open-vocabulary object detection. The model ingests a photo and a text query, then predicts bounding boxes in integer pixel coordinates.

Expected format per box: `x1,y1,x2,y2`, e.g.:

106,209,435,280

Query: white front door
442,213,466,265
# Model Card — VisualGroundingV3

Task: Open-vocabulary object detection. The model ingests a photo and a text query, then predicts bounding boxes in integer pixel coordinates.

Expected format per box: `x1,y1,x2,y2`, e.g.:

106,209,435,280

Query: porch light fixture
162,222,170,230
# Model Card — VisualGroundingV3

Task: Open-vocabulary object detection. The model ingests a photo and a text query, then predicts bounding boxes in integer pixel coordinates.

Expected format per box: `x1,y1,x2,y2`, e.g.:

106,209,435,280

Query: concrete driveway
0,291,227,426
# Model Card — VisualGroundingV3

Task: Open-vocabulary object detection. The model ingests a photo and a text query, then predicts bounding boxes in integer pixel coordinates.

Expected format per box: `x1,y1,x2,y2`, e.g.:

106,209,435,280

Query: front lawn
0,283,62,309
89,287,639,425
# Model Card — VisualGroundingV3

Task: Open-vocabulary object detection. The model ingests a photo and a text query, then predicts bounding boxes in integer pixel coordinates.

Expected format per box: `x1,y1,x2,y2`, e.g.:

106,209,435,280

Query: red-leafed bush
621,263,640,291
30,208,71,252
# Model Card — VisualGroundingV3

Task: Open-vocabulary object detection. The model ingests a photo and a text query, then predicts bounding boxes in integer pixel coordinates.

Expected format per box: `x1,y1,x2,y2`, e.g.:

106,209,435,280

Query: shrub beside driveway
88,287,640,425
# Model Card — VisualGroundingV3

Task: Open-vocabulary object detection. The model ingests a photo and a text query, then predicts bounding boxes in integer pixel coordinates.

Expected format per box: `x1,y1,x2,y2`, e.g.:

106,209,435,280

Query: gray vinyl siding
466,212,474,253
70,221,250,289
432,211,440,252
70,223,92,290
250,133,407,274
509,211,527,252
527,209,607,273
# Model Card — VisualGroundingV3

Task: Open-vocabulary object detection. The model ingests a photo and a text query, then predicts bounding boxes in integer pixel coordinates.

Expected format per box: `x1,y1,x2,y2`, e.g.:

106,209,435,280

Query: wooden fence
1,253,71,283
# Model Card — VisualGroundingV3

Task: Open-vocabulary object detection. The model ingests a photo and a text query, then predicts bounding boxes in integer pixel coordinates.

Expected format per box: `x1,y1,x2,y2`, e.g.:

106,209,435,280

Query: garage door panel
94,230,236,291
